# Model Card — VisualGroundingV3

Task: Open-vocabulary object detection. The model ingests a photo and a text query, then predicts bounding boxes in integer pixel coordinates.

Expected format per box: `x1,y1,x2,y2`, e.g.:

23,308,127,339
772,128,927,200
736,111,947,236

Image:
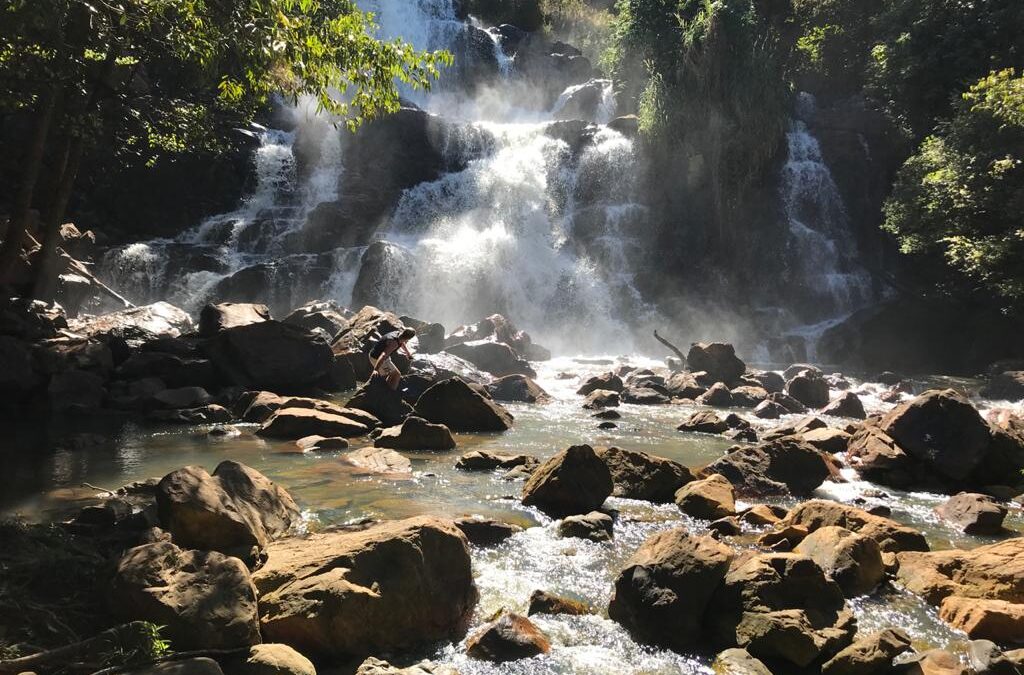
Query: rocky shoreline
1,297,1023,674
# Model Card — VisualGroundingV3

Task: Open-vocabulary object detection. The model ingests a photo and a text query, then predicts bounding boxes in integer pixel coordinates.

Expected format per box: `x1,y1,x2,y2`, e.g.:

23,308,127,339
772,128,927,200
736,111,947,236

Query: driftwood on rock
653,330,686,365
23,231,134,310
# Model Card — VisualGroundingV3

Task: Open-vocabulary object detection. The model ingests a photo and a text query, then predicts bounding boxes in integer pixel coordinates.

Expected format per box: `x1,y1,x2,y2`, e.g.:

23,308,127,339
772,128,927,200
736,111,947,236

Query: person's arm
401,342,413,359
372,351,386,373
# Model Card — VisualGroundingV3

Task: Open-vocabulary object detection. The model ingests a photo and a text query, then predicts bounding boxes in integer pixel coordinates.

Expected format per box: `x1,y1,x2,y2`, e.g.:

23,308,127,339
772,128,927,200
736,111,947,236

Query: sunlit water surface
3,357,1022,673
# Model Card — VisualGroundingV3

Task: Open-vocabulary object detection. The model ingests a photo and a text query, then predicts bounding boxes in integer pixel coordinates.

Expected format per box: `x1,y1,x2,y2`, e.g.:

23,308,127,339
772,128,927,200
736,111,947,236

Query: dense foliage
0,0,449,296
884,69,1024,307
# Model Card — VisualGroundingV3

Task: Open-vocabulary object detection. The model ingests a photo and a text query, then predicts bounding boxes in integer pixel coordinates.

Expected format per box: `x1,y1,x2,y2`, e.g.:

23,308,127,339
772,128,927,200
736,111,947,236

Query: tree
0,0,450,298
883,69,1024,308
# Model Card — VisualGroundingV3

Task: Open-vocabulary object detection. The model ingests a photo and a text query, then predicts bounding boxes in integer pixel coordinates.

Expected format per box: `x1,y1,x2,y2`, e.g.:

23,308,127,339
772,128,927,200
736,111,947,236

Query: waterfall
97,0,653,354
776,93,876,359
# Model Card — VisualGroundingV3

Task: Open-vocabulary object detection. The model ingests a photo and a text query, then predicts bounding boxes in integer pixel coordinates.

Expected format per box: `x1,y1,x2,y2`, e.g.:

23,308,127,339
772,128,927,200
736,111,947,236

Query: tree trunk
0,87,61,284
30,135,85,302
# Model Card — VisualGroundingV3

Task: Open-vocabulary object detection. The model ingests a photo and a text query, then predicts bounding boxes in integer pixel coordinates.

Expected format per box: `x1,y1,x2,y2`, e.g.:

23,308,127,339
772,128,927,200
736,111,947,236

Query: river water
4,357,1022,672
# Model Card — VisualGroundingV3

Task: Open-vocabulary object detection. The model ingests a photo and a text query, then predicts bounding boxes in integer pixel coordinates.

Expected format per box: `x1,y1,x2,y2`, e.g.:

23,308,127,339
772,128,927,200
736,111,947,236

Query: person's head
399,328,417,343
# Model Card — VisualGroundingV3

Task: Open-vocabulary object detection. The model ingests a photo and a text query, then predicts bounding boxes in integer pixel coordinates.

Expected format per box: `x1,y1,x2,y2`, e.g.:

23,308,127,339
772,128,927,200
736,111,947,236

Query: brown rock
674,473,736,520
895,538,1024,605
821,628,914,675
465,613,550,662
795,526,884,597
341,447,413,477
595,446,694,503
528,590,590,616
522,445,613,517
782,499,928,553
487,374,551,403
700,438,832,497
939,596,1024,643
373,416,456,451
582,388,620,409
199,302,270,337
822,392,867,419
415,377,513,431
258,407,370,439
935,492,1008,535
678,410,729,434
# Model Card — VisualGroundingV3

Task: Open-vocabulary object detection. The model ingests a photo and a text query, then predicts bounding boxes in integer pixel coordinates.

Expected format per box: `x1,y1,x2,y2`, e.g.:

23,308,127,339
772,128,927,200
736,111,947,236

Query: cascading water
99,0,654,353
774,92,877,360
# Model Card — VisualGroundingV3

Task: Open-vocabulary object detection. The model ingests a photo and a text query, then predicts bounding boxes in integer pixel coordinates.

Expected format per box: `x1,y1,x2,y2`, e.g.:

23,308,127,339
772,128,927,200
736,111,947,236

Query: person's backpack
369,330,402,359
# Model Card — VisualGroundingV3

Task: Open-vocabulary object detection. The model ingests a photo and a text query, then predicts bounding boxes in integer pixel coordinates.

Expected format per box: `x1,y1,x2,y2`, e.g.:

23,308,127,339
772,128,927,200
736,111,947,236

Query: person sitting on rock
370,327,416,390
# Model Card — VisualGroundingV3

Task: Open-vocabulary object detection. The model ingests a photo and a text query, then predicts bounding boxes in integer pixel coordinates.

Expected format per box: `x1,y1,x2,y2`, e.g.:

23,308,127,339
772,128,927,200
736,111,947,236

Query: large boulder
820,628,914,675
700,438,832,497
782,500,929,553
558,510,614,542
678,410,729,434
845,425,916,485
674,474,736,520
205,321,333,391
347,377,415,427
521,444,613,517
687,342,746,386
577,372,624,395
982,371,1024,401
595,446,694,503
254,517,478,661
414,377,513,432
822,392,867,419
331,306,405,354
258,407,371,439
224,644,316,675
284,301,349,337
465,613,550,662
608,528,734,650
445,340,535,378
486,374,550,403
794,526,884,597
582,388,620,409
786,370,831,409
69,302,193,342
935,493,1008,535
939,596,1024,643
708,553,857,668
156,461,299,560
373,416,456,451
199,302,270,337
48,368,106,411
895,538,1024,605
878,389,992,483
110,540,260,650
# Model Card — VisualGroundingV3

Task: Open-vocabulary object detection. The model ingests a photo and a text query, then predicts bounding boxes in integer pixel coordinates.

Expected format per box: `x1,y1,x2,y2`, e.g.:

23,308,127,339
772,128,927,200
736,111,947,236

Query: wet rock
713,648,773,674
296,435,349,452
621,386,670,405
879,389,992,483
763,415,827,441
0,296,67,339
598,421,617,430
374,416,456,451
939,596,1024,643
224,644,316,675
528,590,590,617
741,504,787,527
935,493,1008,535
666,371,707,399
678,410,729,434
895,538,1024,605
151,386,212,409
687,342,746,386
750,371,786,394
198,302,270,337
730,386,769,408
48,368,105,411
846,425,914,484
414,377,513,432
594,446,694,504
465,612,550,662
341,447,413,477
156,460,299,560
117,350,218,389
674,473,736,520
896,649,970,675
486,374,551,403
454,517,523,546
968,639,1024,675
821,628,914,675
446,339,536,378
785,363,822,380
254,517,477,660
593,409,621,420
456,450,537,472
70,302,193,341
348,377,415,427
786,369,831,408
259,407,370,439
802,427,853,454
754,400,787,420
521,444,613,517
795,526,884,597
982,371,1024,401
608,114,639,136
701,438,831,497
757,524,810,551
823,392,867,419
697,382,734,407
283,301,348,335
355,658,458,675
204,320,333,391
767,391,809,414
148,403,233,425
709,516,742,536
783,499,928,553
582,388,620,409
110,540,260,650
708,553,856,668
558,510,613,542
608,528,734,650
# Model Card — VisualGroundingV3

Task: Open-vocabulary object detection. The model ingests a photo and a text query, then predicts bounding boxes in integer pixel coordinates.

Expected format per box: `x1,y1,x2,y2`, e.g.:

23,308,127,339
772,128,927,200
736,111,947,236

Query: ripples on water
2,356,1021,672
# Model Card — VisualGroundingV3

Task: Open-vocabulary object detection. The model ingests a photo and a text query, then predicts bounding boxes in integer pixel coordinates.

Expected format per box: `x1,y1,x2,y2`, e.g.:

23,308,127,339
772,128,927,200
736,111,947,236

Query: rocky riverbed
1,297,1024,675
